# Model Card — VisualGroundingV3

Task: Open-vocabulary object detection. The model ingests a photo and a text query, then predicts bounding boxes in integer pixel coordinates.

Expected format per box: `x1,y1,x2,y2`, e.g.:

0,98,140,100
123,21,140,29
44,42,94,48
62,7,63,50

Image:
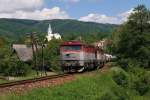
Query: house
93,39,112,49
12,44,41,62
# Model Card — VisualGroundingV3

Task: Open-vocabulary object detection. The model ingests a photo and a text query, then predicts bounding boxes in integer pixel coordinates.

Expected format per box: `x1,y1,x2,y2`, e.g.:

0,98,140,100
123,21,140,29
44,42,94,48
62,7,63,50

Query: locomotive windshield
63,46,81,51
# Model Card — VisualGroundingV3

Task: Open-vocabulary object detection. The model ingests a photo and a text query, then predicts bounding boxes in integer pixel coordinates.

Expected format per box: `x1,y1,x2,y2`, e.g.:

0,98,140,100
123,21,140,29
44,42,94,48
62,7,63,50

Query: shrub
112,70,128,87
117,58,130,71
130,68,150,96
132,78,149,96
0,54,31,76
112,87,129,100
2,61,30,76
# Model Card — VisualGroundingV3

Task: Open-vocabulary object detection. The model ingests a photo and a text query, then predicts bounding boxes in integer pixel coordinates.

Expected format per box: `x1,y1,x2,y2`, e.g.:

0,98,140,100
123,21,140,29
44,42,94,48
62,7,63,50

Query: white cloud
0,0,44,13
0,7,70,20
79,13,119,24
0,0,70,20
118,8,134,22
79,9,134,24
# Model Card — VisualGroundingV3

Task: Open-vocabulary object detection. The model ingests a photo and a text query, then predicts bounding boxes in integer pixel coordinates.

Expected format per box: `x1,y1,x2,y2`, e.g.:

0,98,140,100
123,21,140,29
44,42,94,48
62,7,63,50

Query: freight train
60,41,109,73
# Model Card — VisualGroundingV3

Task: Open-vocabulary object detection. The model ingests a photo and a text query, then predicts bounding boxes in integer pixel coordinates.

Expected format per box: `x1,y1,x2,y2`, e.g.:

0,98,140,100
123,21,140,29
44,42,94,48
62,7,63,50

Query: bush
1,60,30,76
117,58,130,71
129,67,150,96
112,87,129,100
112,70,128,87
0,51,31,76
132,78,149,96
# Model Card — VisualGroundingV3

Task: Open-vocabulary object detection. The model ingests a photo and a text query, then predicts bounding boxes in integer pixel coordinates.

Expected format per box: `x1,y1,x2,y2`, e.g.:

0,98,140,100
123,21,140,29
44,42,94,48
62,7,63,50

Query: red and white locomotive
60,41,106,72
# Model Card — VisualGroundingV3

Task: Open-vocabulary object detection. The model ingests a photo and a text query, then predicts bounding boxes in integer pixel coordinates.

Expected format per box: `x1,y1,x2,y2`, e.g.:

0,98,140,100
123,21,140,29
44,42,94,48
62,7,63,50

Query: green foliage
111,65,150,97
128,67,150,96
112,70,128,87
112,5,150,67
0,47,30,76
63,32,109,44
37,39,63,71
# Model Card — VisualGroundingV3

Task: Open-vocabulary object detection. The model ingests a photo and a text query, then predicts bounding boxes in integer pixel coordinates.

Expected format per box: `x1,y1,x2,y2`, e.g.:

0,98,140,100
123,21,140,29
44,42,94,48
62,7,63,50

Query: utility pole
39,37,47,76
41,43,47,76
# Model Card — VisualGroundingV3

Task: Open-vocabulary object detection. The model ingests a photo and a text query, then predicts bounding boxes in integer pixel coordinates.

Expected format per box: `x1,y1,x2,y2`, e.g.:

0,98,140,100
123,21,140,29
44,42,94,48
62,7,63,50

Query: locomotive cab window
63,46,81,51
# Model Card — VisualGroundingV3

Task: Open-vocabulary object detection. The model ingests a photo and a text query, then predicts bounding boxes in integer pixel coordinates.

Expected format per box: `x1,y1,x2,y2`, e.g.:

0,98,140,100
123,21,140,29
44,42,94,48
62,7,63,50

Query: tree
0,47,30,76
112,5,150,67
37,39,63,71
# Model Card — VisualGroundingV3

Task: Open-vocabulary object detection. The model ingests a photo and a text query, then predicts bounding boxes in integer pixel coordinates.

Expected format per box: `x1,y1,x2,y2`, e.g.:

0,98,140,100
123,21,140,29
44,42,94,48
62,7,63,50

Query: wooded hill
0,18,118,41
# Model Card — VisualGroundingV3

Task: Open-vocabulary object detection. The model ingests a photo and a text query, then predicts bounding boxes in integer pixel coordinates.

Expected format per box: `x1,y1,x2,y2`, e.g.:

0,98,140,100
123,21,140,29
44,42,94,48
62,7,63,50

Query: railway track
0,74,70,88
0,66,105,89
0,67,106,93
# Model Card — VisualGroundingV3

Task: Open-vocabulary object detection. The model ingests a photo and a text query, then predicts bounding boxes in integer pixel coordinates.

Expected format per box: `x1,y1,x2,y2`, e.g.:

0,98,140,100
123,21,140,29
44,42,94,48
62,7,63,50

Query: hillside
0,18,118,41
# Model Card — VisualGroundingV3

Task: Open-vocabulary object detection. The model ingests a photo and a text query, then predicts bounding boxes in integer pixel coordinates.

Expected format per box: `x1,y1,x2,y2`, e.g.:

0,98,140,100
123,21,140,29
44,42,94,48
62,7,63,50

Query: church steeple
48,24,52,34
46,23,61,41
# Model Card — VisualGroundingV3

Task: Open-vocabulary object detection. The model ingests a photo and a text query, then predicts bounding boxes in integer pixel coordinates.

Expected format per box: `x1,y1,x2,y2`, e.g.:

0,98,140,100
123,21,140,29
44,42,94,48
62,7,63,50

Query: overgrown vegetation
111,4,150,98
0,46,31,76
112,5,150,68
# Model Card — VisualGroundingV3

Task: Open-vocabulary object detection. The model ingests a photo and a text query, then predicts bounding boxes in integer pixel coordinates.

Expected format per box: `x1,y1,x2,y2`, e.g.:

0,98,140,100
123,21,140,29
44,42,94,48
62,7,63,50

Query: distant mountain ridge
0,18,118,40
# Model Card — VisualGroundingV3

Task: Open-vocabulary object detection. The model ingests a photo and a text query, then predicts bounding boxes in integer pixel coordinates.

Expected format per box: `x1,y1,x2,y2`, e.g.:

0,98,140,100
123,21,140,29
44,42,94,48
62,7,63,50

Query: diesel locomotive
60,41,107,72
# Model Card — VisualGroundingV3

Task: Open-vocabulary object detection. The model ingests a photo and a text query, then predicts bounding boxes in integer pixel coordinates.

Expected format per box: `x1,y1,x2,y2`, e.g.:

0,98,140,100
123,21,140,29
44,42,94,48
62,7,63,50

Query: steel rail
0,74,70,88
0,68,101,89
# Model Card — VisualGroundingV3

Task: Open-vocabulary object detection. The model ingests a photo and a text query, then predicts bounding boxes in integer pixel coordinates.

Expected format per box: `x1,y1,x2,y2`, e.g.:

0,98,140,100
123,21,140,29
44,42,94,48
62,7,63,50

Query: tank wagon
60,41,106,72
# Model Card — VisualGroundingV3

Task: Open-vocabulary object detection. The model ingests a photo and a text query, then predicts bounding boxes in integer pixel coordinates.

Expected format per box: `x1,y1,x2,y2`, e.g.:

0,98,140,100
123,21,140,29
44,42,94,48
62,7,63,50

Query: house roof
12,44,33,62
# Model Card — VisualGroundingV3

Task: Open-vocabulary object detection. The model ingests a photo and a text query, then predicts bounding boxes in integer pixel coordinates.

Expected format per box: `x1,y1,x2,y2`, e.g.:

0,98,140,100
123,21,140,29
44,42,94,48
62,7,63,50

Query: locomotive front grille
61,60,85,72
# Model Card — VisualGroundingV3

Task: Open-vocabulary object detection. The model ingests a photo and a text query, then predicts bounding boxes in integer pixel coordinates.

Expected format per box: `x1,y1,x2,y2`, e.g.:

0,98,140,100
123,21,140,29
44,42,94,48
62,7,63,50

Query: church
46,24,61,41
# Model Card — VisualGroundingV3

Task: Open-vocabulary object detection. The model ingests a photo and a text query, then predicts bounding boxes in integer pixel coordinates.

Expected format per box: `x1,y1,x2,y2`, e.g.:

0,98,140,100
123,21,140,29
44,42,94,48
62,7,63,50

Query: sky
0,0,149,24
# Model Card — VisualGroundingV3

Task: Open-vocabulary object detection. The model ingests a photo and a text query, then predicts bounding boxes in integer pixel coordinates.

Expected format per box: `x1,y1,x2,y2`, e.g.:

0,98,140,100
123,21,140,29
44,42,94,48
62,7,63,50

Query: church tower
46,24,53,41
46,24,61,41
48,24,52,35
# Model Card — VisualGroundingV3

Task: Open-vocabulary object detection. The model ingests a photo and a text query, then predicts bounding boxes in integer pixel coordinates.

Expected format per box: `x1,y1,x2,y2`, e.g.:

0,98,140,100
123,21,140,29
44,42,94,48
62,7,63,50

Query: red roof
61,41,85,46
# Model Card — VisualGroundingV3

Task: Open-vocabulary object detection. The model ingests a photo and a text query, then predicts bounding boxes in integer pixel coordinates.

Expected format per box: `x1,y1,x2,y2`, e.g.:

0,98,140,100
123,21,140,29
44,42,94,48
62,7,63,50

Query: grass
0,79,8,84
0,70,57,84
1,67,150,100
